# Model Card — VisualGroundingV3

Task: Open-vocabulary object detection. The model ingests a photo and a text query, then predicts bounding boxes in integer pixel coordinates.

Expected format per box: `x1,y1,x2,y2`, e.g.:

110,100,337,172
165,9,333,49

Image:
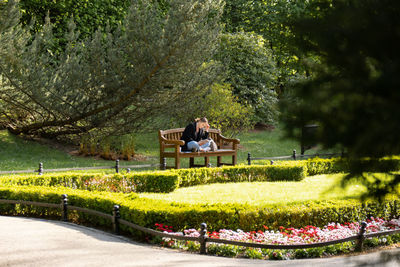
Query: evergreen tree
0,0,223,140
283,0,400,199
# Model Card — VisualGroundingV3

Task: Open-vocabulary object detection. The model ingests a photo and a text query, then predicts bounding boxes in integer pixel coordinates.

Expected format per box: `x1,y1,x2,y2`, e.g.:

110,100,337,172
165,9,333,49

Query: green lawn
0,125,338,171
0,131,150,171
139,174,366,206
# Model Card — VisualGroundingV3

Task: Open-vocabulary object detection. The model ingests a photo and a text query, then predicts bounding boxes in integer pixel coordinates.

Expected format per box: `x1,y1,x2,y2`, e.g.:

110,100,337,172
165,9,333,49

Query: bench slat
159,128,239,169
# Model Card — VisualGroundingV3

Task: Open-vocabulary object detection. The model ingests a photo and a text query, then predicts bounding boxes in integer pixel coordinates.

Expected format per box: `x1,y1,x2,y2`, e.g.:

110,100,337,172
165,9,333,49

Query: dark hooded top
180,122,209,151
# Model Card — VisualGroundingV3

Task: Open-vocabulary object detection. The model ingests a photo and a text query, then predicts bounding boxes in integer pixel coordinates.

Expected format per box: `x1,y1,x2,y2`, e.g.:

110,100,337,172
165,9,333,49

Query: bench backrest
159,128,221,143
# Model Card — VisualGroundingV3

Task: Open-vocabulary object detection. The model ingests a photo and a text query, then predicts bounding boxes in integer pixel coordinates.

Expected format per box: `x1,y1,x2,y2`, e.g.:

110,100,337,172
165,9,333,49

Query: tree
215,32,279,125
0,0,223,141
282,0,400,199
221,0,313,89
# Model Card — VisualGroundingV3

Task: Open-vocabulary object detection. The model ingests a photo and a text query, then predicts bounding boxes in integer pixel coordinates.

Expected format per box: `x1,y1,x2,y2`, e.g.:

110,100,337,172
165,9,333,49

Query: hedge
0,165,307,194
173,165,307,187
253,156,400,176
1,185,399,233
0,171,179,193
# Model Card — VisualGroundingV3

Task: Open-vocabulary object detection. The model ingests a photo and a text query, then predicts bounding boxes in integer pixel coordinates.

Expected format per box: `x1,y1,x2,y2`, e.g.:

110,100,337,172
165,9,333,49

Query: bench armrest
160,136,185,146
219,134,240,144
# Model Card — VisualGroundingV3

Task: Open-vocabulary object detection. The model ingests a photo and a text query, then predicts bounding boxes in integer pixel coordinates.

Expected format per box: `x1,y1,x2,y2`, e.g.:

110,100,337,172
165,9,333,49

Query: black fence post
199,223,208,254
126,168,131,173
355,221,367,252
61,194,68,222
162,158,167,170
292,150,297,160
270,160,274,165
38,162,43,175
115,159,120,173
247,153,251,165
113,205,121,235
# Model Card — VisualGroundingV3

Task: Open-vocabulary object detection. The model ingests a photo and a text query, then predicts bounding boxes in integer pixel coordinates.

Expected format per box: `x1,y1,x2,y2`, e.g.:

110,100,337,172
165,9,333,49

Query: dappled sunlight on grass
0,130,151,171
140,174,367,206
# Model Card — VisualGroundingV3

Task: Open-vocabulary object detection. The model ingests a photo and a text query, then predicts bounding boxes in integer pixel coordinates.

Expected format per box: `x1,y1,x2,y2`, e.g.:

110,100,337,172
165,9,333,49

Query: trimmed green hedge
173,165,307,187
0,165,307,194
253,156,400,176
1,185,399,233
0,171,179,193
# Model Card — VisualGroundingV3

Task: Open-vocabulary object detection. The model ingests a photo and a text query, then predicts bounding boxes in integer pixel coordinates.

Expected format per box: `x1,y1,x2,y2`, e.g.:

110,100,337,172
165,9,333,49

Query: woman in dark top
181,117,212,152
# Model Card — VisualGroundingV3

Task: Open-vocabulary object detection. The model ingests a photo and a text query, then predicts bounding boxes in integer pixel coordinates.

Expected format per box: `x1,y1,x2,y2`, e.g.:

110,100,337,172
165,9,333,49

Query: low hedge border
253,156,400,176
0,185,399,233
0,171,179,193
173,165,307,187
0,165,307,193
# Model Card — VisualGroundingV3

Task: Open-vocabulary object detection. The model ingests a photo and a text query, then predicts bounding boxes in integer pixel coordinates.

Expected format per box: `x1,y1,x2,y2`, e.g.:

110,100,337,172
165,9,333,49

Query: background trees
0,0,223,142
282,0,400,198
215,32,278,125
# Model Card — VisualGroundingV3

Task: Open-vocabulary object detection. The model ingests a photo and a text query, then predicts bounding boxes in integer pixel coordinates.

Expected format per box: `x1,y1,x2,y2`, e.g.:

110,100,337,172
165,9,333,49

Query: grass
139,174,366,206
0,124,339,172
0,131,151,171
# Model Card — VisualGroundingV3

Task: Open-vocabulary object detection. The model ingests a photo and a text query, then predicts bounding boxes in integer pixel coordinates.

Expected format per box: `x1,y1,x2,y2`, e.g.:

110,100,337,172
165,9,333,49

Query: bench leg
232,154,237,166
190,157,194,168
175,157,180,169
160,157,164,170
205,157,210,167
217,156,222,167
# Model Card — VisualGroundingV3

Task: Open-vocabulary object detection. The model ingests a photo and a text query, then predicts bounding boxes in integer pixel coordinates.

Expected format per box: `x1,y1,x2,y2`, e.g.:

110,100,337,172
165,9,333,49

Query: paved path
0,216,399,267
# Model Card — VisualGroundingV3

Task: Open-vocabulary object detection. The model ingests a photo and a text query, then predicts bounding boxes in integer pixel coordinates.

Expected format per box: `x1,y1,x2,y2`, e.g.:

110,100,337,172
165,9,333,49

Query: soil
251,123,276,132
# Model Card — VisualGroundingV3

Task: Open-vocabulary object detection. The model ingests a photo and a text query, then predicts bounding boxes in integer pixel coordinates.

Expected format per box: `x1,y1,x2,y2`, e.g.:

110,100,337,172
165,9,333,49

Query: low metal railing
247,150,344,165
1,195,399,255
0,159,167,175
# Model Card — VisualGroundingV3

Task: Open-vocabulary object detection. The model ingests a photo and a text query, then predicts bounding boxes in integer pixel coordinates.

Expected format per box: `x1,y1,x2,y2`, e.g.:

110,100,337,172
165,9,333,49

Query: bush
0,172,179,193
173,164,307,187
1,185,399,233
253,156,400,176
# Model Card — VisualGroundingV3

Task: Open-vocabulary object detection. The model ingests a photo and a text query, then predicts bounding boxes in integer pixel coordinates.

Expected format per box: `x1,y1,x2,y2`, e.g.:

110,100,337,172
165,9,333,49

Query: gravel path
0,216,399,267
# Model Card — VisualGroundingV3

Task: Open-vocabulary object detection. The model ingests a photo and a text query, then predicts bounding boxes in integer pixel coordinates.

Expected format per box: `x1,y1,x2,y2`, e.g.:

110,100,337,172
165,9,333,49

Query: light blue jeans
187,140,211,151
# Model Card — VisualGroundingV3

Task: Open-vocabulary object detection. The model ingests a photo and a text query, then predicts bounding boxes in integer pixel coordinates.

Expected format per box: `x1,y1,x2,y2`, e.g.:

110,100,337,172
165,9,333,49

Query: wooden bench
159,128,240,169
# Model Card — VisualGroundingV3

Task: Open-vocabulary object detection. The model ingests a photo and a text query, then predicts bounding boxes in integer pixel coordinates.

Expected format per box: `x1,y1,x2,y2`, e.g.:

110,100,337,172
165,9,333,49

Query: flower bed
154,217,400,260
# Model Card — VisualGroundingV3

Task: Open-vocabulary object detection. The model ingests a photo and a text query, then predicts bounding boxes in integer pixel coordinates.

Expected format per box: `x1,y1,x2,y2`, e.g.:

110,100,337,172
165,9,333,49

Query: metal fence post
115,159,120,173
113,205,121,235
38,162,43,175
162,158,167,170
270,160,274,165
292,149,297,160
61,194,68,222
199,223,208,254
126,168,131,173
247,153,251,165
355,221,367,252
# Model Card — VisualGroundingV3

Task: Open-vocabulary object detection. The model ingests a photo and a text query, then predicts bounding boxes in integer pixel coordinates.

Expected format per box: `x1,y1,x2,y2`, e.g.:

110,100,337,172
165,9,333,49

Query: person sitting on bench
181,117,215,152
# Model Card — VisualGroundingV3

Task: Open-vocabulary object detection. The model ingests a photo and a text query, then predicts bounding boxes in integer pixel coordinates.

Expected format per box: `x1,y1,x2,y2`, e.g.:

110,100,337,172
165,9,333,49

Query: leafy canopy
215,32,279,125
0,0,224,141
283,0,400,199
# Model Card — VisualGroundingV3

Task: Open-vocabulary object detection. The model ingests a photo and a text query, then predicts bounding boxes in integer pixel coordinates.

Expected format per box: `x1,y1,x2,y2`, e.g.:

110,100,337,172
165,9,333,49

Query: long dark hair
195,117,208,123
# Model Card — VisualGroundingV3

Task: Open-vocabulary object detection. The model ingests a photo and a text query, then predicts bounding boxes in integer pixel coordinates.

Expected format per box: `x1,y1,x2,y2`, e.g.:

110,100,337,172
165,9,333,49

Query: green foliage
0,0,224,141
199,83,254,136
173,164,307,188
215,32,279,125
79,134,136,160
282,0,400,199
18,0,131,52
0,184,400,232
207,244,240,257
253,157,400,177
221,0,312,88
243,248,263,259
0,171,179,193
